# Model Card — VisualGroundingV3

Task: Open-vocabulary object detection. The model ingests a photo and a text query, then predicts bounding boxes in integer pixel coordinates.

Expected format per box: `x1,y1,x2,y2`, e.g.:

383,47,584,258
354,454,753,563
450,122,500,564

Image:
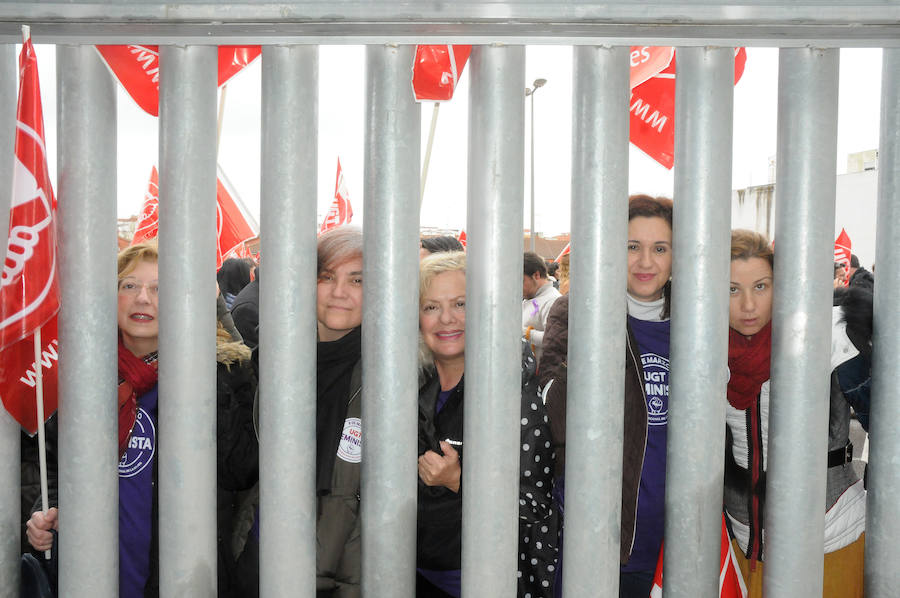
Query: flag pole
21,22,51,560
419,102,440,209
33,328,51,559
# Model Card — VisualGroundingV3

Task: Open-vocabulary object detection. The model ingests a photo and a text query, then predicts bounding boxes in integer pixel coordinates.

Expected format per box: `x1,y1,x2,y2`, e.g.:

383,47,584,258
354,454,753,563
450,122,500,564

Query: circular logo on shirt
118,406,156,478
641,353,669,426
336,417,362,463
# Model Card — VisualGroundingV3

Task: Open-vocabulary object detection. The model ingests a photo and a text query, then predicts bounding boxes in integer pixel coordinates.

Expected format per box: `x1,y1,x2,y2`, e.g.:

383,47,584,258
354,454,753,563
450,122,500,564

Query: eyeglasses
118,280,159,297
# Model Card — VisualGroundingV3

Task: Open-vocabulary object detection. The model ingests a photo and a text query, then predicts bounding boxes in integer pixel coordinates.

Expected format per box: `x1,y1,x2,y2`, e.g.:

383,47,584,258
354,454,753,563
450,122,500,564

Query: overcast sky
30,45,883,237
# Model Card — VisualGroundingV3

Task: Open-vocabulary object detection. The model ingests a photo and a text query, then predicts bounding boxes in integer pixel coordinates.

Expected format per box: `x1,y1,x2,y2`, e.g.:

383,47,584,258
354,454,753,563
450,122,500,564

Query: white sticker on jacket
337,417,362,463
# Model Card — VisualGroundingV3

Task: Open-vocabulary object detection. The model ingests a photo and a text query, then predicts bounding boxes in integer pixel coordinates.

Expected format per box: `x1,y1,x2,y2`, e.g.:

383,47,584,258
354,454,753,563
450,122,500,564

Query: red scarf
118,335,158,457
727,321,772,410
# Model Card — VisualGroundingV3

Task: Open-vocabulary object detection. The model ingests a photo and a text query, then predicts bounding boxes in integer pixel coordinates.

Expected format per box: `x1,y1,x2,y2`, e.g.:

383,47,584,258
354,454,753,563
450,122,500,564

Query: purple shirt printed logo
119,406,156,478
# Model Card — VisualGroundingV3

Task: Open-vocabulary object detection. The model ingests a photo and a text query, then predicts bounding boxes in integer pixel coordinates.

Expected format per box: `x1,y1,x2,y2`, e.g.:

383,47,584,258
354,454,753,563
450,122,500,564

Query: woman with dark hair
419,235,464,260
725,229,869,598
415,251,557,598
541,194,674,598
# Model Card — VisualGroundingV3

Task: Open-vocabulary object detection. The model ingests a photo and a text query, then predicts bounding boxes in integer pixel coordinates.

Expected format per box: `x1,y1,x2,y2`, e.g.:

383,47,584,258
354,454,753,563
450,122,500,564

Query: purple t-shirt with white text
118,386,158,598
622,316,670,573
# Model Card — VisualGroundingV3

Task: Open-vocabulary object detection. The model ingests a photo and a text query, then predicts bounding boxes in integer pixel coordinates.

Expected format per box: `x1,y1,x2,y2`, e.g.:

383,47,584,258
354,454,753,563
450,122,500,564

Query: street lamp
525,78,547,252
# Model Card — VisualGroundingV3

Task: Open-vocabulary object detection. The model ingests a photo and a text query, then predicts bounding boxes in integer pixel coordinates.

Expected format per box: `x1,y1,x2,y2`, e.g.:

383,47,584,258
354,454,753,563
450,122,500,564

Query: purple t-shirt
118,385,158,598
623,316,670,573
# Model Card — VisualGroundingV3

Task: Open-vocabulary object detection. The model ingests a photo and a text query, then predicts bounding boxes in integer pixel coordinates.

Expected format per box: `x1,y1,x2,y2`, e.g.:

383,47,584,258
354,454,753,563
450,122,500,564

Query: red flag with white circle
0,38,61,433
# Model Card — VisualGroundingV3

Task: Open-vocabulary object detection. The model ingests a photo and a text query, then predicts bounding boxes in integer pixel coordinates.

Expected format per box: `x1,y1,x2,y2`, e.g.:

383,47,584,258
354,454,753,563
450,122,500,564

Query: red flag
834,228,852,286
0,38,61,433
128,164,258,270
131,165,159,245
631,48,747,169
413,45,472,101
457,230,467,249
554,243,570,263
216,166,259,269
629,46,675,89
650,514,748,598
320,158,354,234
96,45,261,116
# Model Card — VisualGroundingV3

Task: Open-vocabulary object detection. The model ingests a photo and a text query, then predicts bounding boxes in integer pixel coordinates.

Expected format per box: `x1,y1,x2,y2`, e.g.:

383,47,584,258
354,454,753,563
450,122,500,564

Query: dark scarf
727,321,772,411
316,326,362,494
117,335,159,458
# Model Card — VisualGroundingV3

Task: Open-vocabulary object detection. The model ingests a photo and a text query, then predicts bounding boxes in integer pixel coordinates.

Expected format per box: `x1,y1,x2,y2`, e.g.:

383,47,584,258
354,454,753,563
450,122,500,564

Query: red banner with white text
0,38,60,433
630,48,747,169
96,45,261,116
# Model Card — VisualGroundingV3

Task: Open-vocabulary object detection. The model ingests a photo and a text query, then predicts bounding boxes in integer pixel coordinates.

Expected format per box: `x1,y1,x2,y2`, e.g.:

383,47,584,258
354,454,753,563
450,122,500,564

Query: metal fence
1,2,899,597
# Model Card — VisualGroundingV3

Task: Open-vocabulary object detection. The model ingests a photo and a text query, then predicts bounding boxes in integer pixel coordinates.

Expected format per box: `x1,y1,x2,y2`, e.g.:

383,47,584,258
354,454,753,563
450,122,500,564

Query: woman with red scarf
724,229,869,598
26,243,162,596
26,243,258,597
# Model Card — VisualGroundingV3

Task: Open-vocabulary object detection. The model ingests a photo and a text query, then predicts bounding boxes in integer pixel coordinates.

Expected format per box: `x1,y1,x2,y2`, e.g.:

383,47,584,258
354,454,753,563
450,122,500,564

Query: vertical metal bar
865,47,900,598
766,47,839,598
665,46,734,598
562,45,630,598
258,44,318,598
157,44,218,598
56,45,119,598
463,43,525,598
361,43,421,598
0,42,19,598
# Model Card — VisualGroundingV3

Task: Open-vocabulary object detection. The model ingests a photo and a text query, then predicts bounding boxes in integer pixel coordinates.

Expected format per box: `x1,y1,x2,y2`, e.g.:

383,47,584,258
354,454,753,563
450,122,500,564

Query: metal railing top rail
0,0,899,45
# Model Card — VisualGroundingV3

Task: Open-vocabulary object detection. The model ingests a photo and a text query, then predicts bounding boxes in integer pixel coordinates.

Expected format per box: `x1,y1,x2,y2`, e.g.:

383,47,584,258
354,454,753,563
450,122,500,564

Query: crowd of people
19,194,874,598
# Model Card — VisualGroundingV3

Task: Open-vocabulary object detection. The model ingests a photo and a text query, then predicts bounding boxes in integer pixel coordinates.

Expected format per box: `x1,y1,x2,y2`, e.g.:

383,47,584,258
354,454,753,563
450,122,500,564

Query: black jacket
416,341,558,597
230,278,260,349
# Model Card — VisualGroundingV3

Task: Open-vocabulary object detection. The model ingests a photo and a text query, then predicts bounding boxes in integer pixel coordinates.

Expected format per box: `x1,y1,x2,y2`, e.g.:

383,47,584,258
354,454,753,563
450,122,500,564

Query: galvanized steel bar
562,44,630,598
361,43,421,598
258,44,318,598
0,42,19,598
56,45,119,598
865,47,900,598
157,44,218,598
462,43,525,597
665,46,734,598
765,47,839,598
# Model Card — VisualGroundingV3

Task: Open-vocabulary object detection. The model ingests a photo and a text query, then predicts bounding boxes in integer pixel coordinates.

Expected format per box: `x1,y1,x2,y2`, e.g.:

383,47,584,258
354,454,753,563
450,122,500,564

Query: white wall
730,169,878,268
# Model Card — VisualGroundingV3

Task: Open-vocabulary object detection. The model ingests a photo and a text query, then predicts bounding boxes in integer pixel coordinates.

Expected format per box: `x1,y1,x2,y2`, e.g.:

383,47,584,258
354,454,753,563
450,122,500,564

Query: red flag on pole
0,36,61,433
128,164,258,271
413,45,472,102
320,158,354,234
96,45,261,116
630,48,747,169
650,514,748,598
131,165,159,246
554,243,570,263
216,165,259,269
456,230,467,249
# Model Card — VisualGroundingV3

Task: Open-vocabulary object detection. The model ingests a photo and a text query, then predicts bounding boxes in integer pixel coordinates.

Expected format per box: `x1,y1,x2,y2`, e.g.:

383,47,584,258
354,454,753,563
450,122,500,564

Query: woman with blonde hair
415,251,557,597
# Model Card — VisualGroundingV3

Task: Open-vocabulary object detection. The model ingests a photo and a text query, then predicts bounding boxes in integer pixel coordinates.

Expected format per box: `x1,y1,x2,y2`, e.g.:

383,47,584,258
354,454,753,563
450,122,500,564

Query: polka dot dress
517,341,559,598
